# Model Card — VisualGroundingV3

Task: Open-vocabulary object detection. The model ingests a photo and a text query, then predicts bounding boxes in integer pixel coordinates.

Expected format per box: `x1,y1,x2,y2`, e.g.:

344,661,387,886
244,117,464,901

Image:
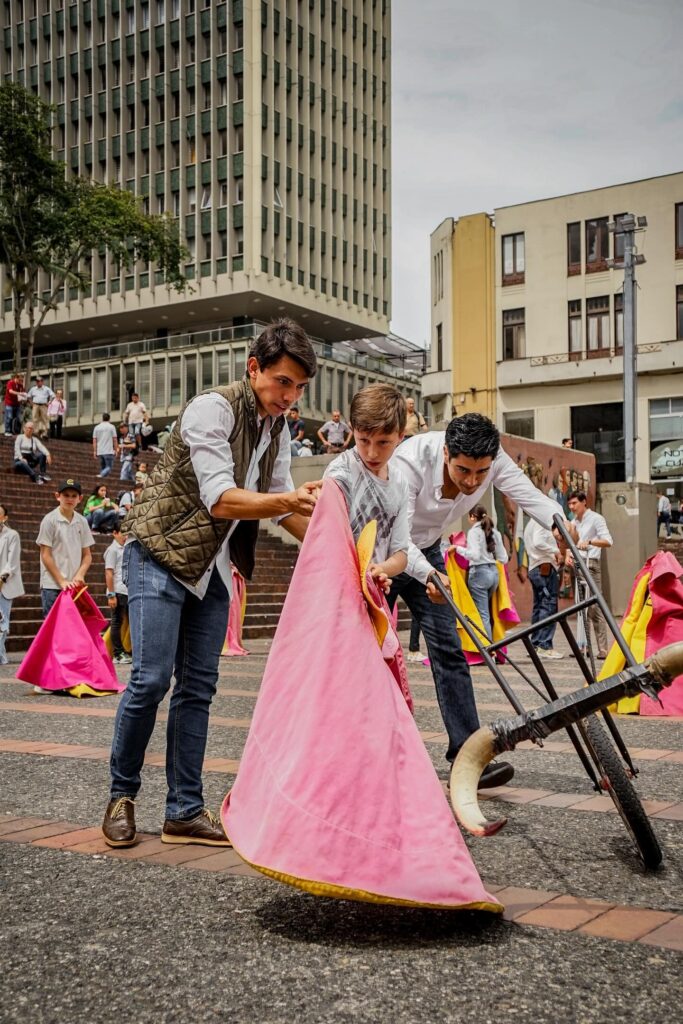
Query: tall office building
0,0,406,430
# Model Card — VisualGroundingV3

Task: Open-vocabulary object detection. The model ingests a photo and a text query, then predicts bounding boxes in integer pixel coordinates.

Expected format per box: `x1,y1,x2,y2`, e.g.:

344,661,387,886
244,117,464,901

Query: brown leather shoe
161,808,232,847
102,797,137,847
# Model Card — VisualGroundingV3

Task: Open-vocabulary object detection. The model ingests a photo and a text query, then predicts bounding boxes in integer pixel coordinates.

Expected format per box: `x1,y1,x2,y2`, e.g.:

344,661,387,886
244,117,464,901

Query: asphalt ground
1,630,681,1024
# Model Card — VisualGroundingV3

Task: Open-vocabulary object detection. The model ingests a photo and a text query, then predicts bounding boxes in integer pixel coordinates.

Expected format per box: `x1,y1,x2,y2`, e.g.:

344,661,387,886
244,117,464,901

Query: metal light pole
609,215,646,483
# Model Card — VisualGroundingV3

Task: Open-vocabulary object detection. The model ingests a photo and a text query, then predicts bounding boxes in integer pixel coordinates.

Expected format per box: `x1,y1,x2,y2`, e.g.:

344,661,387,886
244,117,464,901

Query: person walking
388,413,564,785
105,527,131,665
102,318,321,850
118,423,137,482
567,489,613,659
123,392,147,440
93,412,119,478
524,517,563,659
455,505,508,641
657,493,672,538
47,389,67,439
403,397,427,439
26,377,55,439
13,423,52,484
0,504,24,664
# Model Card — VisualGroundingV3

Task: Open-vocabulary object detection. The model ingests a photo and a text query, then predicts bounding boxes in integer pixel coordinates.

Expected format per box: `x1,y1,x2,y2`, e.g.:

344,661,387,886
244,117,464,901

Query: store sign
650,440,683,478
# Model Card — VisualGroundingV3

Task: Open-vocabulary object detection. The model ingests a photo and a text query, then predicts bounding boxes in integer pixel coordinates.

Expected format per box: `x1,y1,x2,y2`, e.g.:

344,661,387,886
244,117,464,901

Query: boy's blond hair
349,383,407,435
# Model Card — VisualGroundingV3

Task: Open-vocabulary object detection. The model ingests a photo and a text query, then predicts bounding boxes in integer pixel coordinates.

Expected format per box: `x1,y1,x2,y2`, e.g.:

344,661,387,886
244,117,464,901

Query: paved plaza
1,630,681,1023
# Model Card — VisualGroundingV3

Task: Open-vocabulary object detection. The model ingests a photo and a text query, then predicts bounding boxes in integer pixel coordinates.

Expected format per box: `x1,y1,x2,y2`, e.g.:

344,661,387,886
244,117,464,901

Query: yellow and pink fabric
603,551,683,716
221,480,502,912
445,532,520,665
16,589,123,698
221,566,249,657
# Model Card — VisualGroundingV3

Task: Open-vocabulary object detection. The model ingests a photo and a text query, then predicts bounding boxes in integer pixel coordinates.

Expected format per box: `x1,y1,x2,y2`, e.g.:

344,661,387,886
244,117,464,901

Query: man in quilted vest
103,319,320,849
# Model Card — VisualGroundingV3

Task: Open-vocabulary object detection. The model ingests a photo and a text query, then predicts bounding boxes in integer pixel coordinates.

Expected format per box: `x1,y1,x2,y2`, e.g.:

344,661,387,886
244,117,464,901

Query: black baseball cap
57,479,82,495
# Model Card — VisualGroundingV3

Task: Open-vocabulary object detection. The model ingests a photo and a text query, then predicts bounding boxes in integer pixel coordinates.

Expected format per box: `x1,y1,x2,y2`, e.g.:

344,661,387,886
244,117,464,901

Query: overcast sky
390,0,683,345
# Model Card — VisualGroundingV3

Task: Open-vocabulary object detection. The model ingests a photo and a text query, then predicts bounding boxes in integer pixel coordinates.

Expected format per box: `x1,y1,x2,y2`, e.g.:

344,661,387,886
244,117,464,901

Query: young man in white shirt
389,413,564,787
103,319,321,850
523,518,563,660
567,490,613,658
93,412,120,478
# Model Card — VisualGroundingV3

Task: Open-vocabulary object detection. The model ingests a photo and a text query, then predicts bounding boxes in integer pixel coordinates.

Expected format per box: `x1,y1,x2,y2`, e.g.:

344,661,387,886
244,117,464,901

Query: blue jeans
120,458,135,482
0,593,12,663
88,508,119,532
388,541,480,762
99,454,115,477
4,406,17,434
41,588,61,617
468,563,499,641
529,566,559,650
14,454,46,482
109,541,230,820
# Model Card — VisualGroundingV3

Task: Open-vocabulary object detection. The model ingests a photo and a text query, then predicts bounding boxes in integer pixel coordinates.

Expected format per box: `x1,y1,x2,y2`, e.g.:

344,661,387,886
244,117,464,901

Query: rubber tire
582,714,663,869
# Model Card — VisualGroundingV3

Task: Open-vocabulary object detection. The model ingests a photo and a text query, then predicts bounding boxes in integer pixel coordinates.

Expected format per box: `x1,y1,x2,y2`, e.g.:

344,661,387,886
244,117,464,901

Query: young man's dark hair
567,489,587,504
249,318,317,378
445,413,500,461
102,412,110,421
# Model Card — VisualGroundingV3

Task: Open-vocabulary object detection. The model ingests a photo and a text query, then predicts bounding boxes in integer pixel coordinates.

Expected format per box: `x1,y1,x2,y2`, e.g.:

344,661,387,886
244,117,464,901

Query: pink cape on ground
221,480,502,911
16,589,123,694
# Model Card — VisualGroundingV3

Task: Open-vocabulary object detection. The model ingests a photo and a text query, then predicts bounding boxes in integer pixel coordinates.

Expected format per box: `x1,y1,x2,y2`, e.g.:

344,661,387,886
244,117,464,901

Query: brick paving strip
0,811,681,951
0,737,681,822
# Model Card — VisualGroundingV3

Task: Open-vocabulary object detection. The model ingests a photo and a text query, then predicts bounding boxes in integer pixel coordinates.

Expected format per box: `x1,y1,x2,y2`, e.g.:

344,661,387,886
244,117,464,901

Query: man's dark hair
132,392,139,399
445,413,500,461
562,437,572,445
103,412,110,421
0,504,9,517
249,318,317,378
290,405,299,413
567,490,587,504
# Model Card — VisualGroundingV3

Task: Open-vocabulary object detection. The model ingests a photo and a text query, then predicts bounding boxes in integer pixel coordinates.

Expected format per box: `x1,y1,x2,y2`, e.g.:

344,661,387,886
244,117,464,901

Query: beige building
0,0,394,425
430,172,683,489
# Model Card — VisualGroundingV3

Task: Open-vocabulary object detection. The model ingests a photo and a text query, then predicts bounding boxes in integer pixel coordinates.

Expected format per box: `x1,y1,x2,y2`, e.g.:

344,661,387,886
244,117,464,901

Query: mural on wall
492,436,597,615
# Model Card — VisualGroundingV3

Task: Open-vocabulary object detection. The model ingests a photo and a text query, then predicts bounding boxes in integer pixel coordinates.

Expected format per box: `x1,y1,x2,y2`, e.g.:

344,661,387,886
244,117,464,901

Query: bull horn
449,727,508,837
646,641,683,686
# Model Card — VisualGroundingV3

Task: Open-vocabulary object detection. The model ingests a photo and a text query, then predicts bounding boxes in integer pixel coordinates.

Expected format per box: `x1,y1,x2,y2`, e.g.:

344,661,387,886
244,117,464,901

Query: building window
502,308,525,360
649,397,683,482
676,204,683,260
502,232,525,285
613,213,627,262
567,222,581,275
568,299,582,359
615,293,624,353
435,322,443,372
677,285,683,340
586,295,610,355
585,217,609,273
503,411,534,440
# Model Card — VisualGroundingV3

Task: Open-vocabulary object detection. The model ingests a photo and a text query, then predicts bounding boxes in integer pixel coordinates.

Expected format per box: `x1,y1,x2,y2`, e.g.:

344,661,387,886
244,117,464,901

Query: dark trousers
658,512,672,537
49,416,63,439
529,565,559,650
387,541,480,762
14,453,46,482
110,593,129,656
408,616,421,652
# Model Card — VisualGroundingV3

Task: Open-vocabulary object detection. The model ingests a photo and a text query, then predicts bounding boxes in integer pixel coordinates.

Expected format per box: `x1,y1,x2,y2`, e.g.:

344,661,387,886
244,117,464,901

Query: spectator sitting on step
13,422,52,485
47,389,67,439
26,376,55,439
105,526,131,665
118,423,137,483
83,484,120,534
93,412,119,478
34,480,94,694
297,438,314,457
118,482,143,521
135,462,149,486
0,503,24,665
288,405,306,455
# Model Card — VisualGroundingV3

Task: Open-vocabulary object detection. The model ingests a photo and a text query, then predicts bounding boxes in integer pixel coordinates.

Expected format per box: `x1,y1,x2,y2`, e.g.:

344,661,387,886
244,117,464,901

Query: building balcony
497,338,683,389
421,368,452,402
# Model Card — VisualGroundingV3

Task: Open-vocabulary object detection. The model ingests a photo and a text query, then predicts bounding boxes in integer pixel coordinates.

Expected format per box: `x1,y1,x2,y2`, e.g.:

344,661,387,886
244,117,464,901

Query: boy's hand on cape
368,564,391,594
287,480,323,517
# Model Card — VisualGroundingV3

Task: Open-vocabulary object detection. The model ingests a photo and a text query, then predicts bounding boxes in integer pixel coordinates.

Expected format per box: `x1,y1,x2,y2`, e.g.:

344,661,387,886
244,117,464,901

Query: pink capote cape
221,567,249,657
222,480,502,912
600,551,683,716
16,589,123,696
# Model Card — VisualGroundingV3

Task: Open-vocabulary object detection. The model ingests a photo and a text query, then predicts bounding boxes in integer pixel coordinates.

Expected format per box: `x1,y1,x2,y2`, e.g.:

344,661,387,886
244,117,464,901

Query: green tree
0,82,188,378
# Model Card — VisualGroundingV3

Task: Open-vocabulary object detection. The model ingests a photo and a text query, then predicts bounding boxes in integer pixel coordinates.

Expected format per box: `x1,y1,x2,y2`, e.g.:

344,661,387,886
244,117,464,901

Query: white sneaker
33,685,52,693
406,650,424,663
536,648,564,660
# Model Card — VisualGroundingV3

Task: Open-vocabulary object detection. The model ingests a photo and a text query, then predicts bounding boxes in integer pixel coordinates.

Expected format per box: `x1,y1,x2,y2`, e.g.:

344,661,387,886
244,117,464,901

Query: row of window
501,203,683,287
501,288,683,361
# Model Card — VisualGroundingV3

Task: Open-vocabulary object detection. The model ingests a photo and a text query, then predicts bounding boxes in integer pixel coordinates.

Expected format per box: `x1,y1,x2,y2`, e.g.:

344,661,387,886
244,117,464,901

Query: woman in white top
456,504,508,641
0,503,24,664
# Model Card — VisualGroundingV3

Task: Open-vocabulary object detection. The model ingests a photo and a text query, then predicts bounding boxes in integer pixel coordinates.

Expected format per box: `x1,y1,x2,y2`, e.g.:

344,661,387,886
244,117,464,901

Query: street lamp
608,214,647,483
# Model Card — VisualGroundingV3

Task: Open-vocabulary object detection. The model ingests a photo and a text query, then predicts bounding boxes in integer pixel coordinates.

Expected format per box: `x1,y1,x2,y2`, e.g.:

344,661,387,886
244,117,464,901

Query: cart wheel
582,714,662,869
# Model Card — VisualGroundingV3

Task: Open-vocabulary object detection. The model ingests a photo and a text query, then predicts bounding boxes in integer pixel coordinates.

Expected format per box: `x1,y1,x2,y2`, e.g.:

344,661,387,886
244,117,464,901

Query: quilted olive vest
124,379,285,584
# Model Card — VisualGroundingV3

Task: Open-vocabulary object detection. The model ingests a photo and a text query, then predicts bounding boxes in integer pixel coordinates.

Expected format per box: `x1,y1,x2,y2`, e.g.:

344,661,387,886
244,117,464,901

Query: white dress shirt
178,391,294,599
524,518,559,573
574,508,613,562
391,432,563,584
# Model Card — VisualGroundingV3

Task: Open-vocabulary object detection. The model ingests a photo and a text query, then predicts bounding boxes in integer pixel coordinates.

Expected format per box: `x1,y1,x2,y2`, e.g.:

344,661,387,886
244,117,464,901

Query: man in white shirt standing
102,319,321,850
523,518,563,660
657,492,672,538
123,392,147,440
390,413,563,787
93,412,120,478
26,376,55,439
317,410,352,453
567,490,613,659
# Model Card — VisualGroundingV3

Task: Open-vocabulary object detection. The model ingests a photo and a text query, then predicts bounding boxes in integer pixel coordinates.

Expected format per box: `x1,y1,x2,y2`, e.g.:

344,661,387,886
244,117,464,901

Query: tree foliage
0,81,188,376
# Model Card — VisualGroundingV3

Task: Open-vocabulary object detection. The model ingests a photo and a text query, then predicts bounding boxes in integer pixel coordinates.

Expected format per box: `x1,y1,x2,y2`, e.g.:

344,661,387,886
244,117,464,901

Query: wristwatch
106,591,116,598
